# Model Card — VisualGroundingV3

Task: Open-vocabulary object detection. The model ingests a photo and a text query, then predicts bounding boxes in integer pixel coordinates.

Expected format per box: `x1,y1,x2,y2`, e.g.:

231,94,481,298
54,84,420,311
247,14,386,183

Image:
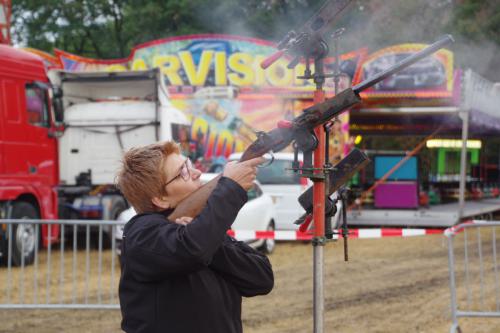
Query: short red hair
116,141,180,214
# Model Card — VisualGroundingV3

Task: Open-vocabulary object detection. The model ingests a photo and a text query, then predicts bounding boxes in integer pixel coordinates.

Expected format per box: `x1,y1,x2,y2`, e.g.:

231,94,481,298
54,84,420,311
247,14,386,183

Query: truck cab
0,57,190,262
0,45,62,265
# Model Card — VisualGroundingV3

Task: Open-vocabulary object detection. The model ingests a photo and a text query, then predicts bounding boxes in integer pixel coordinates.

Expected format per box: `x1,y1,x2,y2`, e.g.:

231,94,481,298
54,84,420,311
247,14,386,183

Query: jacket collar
158,208,175,218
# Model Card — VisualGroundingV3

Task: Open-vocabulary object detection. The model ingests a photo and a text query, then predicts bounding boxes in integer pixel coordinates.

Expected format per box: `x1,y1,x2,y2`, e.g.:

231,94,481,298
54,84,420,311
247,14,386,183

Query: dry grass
1,233,500,332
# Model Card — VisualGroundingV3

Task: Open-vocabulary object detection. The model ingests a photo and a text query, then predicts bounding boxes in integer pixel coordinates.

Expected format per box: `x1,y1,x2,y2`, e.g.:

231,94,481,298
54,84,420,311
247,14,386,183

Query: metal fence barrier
446,220,500,333
0,219,125,309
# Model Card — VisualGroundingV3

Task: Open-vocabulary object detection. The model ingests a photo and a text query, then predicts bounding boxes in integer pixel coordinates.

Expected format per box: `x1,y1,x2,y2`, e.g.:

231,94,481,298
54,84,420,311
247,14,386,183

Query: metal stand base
313,242,325,333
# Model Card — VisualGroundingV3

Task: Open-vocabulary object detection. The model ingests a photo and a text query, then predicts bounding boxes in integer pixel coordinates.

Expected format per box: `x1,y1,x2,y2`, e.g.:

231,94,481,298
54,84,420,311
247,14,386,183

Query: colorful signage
54,34,365,93
45,35,456,160
53,34,364,161
355,43,454,99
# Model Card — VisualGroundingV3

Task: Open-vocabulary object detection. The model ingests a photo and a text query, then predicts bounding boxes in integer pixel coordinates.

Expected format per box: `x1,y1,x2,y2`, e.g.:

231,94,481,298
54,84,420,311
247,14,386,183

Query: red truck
0,45,62,265
0,44,191,266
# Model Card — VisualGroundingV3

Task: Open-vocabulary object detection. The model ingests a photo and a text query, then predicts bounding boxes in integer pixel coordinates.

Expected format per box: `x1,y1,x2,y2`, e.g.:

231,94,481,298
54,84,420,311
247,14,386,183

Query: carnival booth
347,42,500,227
38,34,500,227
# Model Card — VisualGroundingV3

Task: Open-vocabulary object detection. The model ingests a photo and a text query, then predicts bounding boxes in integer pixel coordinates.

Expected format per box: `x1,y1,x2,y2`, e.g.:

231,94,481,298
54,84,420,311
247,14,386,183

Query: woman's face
152,153,202,210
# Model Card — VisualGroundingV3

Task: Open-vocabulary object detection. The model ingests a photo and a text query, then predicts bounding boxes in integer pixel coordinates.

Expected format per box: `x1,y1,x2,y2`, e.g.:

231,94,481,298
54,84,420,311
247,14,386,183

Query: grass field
1,233,500,332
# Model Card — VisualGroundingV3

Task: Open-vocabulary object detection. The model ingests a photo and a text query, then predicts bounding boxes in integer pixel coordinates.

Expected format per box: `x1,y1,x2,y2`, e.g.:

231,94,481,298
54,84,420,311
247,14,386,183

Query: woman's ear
151,196,171,210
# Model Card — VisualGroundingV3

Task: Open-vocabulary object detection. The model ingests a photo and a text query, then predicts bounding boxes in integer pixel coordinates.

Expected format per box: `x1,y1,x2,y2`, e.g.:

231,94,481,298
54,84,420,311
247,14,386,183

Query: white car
115,173,277,256
229,152,342,231
229,152,308,230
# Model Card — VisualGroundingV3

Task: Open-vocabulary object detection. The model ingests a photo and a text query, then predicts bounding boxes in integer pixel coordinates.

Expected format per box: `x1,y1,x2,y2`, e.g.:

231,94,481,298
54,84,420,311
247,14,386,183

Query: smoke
343,0,500,83
193,0,500,83
453,39,500,82
192,1,316,42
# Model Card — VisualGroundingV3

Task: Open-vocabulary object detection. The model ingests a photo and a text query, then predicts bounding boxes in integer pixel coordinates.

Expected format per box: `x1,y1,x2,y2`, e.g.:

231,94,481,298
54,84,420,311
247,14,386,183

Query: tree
11,0,328,58
10,0,500,80
12,0,128,58
448,0,500,80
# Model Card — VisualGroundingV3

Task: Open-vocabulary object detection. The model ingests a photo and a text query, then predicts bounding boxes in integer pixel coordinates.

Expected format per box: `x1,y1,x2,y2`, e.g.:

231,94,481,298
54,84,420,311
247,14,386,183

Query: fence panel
0,219,124,309
446,220,500,333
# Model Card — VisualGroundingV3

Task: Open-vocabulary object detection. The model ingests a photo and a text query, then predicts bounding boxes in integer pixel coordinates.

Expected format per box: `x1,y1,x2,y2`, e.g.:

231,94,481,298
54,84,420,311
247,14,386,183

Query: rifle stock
168,174,222,220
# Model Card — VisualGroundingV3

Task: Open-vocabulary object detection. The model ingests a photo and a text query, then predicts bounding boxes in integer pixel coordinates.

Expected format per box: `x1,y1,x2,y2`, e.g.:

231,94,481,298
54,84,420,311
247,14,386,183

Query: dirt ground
1,234,500,333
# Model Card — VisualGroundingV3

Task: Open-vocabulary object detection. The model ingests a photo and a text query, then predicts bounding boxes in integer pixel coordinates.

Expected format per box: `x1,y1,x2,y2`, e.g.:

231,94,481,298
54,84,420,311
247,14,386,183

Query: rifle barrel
353,34,454,93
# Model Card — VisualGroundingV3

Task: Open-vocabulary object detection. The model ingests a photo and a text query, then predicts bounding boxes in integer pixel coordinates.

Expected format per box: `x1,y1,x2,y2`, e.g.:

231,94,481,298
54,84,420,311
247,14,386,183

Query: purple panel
374,182,419,209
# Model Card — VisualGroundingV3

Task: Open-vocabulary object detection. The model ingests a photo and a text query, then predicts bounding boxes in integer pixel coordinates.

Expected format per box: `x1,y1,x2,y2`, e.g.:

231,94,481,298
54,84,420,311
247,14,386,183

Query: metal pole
458,70,472,220
34,224,39,304
313,244,324,333
72,224,77,304
85,224,90,304
59,224,65,304
7,223,12,303
493,228,500,310
478,228,485,310
313,58,326,333
333,36,340,95
98,224,103,304
464,229,471,308
447,234,460,331
20,224,25,303
458,108,469,219
46,224,52,304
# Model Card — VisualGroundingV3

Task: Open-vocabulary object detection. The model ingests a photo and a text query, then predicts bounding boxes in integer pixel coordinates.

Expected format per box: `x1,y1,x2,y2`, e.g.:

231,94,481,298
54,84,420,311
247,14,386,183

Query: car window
256,160,301,185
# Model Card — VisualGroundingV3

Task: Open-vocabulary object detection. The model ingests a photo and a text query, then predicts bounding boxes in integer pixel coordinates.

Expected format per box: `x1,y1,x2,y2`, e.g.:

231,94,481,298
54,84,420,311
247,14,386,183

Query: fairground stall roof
349,43,500,137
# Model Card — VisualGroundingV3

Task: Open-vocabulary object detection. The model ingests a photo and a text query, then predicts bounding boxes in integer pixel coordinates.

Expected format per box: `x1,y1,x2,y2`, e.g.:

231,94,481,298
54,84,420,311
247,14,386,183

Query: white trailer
49,69,190,240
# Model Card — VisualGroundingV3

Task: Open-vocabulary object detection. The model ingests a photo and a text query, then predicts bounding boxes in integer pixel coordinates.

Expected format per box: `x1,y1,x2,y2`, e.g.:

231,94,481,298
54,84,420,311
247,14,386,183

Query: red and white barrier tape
227,228,443,240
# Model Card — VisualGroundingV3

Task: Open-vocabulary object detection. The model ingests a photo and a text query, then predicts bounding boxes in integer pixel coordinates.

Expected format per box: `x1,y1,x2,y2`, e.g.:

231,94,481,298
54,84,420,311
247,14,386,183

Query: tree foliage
11,0,324,57
11,0,500,80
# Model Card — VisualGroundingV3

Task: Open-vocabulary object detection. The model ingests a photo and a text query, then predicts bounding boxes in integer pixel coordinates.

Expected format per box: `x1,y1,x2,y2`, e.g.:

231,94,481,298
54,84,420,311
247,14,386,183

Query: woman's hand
223,157,265,190
175,216,193,226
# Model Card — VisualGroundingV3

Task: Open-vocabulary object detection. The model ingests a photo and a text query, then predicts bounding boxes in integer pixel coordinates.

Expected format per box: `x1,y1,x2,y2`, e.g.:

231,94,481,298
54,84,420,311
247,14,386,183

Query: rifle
261,0,353,69
297,148,369,215
292,148,369,247
168,34,454,221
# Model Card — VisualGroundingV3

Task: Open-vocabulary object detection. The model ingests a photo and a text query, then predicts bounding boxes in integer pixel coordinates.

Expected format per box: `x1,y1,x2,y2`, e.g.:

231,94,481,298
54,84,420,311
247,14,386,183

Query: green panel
436,147,480,175
437,149,446,175
471,150,479,165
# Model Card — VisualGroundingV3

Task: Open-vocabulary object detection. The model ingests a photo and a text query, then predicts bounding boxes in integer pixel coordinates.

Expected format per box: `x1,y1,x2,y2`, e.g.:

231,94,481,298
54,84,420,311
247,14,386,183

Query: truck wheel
10,202,38,266
258,221,275,254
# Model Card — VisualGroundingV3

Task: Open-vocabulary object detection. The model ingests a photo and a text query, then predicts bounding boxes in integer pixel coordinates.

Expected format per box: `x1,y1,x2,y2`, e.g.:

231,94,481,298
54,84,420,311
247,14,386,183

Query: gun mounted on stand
256,2,453,332
168,34,454,222
261,0,353,70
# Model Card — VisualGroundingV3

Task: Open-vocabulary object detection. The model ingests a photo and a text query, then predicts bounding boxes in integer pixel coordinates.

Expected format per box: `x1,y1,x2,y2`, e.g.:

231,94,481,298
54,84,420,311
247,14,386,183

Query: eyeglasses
164,158,193,187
